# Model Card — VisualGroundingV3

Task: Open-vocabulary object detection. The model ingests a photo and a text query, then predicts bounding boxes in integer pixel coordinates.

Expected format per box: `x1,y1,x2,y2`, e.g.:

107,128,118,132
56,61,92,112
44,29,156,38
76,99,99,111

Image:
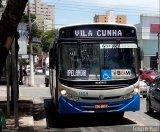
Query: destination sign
74,29,123,37
67,70,86,77
59,25,136,38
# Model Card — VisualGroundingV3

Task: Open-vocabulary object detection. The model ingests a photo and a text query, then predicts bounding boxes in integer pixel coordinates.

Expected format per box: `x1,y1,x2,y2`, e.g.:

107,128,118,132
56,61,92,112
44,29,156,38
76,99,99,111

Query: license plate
95,104,108,109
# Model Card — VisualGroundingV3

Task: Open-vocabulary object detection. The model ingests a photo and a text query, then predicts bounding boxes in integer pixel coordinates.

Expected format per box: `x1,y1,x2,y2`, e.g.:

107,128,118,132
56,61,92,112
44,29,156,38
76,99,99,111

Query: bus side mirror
138,47,144,61
49,47,56,68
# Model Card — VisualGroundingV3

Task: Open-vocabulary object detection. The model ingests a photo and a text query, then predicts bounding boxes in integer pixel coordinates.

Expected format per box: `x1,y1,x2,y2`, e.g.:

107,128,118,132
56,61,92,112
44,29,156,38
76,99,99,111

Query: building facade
25,0,55,31
135,14,159,70
94,10,127,24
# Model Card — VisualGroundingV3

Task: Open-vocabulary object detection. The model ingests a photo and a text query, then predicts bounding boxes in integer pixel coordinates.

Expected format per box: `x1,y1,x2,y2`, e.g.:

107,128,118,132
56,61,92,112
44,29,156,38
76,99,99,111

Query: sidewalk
0,84,47,131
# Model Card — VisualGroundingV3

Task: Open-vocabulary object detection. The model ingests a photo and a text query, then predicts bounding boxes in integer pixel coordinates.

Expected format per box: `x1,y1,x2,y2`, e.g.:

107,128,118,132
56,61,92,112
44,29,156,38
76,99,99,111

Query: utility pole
28,0,34,86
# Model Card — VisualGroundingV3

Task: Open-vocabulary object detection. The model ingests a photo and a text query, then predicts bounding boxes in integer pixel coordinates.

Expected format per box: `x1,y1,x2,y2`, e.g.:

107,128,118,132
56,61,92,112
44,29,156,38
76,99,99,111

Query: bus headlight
122,89,138,100
72,96,79,101
134,88,139,93
134,84,140,94
66,94,79,101
60,89,79,101
122,93,134,100
60,89,67,95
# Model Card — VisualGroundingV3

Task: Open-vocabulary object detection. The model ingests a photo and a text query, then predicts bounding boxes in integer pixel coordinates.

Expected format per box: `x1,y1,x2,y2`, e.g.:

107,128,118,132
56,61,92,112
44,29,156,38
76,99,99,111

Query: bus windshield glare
59,42,137,81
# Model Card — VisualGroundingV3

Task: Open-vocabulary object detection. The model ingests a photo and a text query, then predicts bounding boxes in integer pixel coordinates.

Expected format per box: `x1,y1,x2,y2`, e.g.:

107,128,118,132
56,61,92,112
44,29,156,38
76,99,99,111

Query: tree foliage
20,13,43,54
31,24,43,54
21,13,36,23
41,29,58,52
31,23,43,38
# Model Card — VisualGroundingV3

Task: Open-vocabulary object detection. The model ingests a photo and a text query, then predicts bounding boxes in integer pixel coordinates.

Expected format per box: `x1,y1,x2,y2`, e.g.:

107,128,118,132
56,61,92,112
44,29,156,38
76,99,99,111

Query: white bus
49,23,142,117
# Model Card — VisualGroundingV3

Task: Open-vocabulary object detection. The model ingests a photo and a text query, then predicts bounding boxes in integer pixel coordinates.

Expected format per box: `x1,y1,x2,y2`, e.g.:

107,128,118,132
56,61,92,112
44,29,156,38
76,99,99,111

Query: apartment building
25,0,55,31
94,10,127,24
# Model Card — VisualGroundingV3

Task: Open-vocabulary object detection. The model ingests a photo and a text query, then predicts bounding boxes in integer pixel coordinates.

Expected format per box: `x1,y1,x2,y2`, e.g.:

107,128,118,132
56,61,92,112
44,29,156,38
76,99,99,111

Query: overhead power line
54,5,158,16
43,0,158,13
55,1,158,13
49,0,158,10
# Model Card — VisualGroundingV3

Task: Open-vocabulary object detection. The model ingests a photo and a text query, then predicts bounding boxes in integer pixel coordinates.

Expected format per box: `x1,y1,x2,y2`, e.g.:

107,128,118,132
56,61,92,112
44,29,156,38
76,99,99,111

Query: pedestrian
23,67,27,85
19,65,23,85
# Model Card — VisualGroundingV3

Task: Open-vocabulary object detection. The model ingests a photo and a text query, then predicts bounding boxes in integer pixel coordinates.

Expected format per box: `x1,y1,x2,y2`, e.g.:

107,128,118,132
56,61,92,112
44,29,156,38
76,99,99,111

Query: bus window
58,43,100,80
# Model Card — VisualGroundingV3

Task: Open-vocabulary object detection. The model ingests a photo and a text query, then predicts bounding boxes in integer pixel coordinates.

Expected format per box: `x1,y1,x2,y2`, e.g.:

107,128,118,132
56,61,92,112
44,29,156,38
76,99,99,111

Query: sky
42,0,159,28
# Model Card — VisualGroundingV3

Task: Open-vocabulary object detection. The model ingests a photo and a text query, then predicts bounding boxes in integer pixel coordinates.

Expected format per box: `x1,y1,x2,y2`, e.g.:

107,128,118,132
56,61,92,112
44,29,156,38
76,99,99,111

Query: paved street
41,98,160,132
0,74,160,132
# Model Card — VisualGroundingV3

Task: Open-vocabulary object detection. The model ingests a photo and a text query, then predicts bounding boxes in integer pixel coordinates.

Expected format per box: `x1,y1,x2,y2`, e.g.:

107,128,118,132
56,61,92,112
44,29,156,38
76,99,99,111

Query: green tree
31,23,43,54
31,23,43,38
41,29,58,52
21,13,36,23
20,14,43,54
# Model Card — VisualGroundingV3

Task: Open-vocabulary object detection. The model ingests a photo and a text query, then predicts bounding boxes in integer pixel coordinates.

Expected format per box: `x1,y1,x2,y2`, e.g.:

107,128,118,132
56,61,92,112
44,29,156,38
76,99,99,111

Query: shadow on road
145,112,160,121
44,99,137,128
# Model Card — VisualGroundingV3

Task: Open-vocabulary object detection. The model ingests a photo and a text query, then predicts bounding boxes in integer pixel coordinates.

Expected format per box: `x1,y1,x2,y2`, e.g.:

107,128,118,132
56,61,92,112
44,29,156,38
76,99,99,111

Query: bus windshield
58,42,138,80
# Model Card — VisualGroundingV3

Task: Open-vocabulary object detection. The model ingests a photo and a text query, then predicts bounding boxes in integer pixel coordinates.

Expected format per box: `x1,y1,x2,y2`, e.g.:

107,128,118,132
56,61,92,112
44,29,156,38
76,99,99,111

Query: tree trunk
0,0,28,77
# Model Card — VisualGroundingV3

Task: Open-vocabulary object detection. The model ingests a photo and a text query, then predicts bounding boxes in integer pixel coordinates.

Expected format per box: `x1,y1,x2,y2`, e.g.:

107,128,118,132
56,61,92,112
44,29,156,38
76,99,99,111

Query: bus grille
81,96,121,100
74,84,129,90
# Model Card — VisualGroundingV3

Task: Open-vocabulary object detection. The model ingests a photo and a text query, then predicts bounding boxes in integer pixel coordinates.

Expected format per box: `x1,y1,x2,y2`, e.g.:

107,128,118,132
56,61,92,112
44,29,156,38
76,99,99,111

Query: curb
0,98,34,130
33,97,47,127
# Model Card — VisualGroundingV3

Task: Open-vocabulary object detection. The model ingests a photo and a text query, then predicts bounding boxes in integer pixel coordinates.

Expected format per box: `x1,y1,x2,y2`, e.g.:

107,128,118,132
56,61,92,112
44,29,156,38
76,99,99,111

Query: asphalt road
41,98,160,132
1,75,159,131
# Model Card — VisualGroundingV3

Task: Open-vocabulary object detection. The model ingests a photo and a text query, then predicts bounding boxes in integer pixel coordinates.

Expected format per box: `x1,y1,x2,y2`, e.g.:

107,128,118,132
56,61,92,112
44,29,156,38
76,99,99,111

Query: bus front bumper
58,94,140,114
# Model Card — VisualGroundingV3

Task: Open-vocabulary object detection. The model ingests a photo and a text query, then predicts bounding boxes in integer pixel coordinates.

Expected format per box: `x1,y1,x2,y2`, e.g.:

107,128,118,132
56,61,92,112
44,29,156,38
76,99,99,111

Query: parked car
139,69,157,86
139,80,148,98
45,68,49,87
35,67,43,74
146,75,160,114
